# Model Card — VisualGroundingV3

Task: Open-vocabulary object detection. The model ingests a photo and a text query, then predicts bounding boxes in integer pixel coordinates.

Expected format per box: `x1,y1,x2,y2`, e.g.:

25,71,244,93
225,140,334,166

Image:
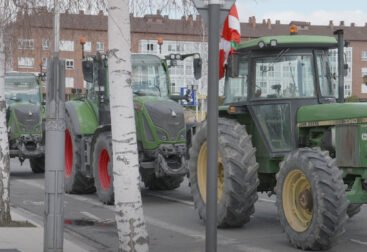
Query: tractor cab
131,54,169,97
225,35,339,156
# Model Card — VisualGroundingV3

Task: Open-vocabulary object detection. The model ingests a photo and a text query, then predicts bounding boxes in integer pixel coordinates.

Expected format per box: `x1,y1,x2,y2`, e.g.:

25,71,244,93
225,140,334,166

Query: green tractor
5,72,45,173
189,30,367,250
65,51,202,204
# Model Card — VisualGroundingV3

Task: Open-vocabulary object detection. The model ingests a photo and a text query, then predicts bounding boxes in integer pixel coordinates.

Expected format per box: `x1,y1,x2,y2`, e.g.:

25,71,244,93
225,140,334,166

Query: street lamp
157,36,164,54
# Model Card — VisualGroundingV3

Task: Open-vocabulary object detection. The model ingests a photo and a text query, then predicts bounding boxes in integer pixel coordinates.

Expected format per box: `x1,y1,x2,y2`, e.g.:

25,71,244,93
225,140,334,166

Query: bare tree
107,0,149,251
0,0,14,225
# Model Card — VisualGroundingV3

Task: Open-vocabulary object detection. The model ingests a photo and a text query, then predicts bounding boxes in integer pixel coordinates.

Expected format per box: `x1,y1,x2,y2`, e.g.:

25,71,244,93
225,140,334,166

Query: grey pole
44,0,65,251
334,29,344,103
206,3,221,252
192,1,234,251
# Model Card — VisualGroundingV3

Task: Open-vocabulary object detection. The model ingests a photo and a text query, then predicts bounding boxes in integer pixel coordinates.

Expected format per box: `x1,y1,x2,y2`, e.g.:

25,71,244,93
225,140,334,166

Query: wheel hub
282,169,313,232
298,189,313,211
197,142,224,203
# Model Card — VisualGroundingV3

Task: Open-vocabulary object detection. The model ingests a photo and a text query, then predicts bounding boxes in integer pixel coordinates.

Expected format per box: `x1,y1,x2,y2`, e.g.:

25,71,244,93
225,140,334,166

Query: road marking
258,198,276,204
80,211,102,221
15,178,273,252
23,200,45,206
350,239,367,246
144,192,194,206
15,179,44,190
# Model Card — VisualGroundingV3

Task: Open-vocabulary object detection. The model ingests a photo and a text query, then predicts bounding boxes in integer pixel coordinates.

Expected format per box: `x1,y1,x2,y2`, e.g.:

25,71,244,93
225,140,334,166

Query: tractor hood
143,99,186,142
297,103,367,127
8,103,42,134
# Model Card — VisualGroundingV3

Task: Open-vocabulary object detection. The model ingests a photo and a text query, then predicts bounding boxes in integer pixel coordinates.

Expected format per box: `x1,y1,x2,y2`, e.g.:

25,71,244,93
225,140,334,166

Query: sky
235,0,367,26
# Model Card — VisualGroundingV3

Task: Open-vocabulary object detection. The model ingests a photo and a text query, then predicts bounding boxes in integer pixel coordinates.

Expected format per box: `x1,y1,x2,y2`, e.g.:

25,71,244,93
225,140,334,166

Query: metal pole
44,0,65,251
206,3,221,252
334,29,344,103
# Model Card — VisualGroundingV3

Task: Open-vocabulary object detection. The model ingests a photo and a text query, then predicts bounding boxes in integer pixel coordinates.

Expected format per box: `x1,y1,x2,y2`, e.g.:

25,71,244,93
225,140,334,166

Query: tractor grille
335,125,360,167
145,101,185,141
13,104,41,132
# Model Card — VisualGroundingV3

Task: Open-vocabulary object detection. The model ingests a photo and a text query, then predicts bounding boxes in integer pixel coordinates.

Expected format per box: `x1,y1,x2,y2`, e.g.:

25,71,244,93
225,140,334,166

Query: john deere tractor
5,73,45,173
65,51,201,204
189,29,367,250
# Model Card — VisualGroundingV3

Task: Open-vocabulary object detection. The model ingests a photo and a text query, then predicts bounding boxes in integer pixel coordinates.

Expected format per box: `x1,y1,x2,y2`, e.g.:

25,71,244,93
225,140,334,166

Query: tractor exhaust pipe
334,29,344,103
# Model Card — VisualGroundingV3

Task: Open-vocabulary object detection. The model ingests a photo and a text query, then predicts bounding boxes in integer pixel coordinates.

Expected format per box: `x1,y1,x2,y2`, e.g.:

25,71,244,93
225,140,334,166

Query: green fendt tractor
189,30,367,250
65,51,201,204
5,73,45,173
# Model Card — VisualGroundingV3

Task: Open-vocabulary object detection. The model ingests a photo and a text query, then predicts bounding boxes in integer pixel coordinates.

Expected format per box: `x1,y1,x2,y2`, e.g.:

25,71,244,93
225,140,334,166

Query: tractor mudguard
65,101,98,135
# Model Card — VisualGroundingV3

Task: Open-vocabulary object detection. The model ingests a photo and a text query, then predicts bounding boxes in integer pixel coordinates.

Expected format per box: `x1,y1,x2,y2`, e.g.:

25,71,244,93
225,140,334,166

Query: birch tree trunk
0,5,11,224
107,0,149,251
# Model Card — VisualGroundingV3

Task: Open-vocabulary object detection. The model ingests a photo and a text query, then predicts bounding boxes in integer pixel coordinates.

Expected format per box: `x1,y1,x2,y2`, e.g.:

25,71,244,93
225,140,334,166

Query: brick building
10,11,367,98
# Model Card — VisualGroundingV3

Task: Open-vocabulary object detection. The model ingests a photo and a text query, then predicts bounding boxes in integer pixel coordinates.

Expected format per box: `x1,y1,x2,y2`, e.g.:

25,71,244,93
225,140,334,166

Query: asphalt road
8,159,367,252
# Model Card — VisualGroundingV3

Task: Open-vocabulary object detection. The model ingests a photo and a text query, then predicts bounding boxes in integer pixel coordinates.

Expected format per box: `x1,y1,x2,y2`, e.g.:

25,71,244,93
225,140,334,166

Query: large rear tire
275,148,348,250
92,132,114,205
64,113,95,194
30,156,45,173
141,171,183,190
189,118,259,228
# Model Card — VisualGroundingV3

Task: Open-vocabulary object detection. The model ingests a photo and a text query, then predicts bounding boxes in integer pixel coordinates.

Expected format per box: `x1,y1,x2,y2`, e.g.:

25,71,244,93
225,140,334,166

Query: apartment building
10,10,367,99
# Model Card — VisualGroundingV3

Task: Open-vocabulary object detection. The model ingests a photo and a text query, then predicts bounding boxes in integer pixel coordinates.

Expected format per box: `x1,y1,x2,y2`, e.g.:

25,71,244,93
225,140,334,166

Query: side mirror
193,58,202,80
82,60,94,83
228,54,239,78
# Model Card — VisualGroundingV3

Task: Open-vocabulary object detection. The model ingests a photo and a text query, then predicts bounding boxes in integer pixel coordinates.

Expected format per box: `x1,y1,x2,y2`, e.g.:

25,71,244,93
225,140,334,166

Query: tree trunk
0,28,11,225
107,0,149,251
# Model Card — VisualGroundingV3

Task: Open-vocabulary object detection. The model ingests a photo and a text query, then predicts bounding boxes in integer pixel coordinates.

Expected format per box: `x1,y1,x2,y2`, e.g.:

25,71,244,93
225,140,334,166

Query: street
9,159,367,252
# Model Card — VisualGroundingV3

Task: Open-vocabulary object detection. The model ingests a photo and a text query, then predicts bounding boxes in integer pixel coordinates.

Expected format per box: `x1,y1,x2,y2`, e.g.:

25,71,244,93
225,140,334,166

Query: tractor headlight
270,39,277,47
156,128,169,142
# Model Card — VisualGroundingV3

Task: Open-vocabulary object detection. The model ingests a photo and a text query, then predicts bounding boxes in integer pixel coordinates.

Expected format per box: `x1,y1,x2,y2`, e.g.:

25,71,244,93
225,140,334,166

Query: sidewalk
0,208,88,252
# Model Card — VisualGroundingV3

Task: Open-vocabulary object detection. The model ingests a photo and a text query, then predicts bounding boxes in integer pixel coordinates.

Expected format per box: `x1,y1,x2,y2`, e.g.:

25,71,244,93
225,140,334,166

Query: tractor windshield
5,75,40,105
131,55,169,97
254,52,315,99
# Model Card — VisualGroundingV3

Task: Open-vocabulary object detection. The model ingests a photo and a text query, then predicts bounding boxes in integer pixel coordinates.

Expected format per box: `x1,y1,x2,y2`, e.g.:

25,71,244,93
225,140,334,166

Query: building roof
13,11,367,41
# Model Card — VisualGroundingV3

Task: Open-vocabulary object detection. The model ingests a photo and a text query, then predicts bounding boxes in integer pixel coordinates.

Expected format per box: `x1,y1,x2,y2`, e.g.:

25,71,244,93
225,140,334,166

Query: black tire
92,132,114,205
189,118,259,228
29,156,45,173
275,148,348,250
141,171,183,190
347,204,362,218
64,113,95,194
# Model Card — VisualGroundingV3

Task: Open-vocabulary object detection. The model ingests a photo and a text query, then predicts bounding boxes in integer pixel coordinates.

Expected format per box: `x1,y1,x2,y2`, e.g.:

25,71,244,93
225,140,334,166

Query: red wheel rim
65,129,73,177
98,149,111,190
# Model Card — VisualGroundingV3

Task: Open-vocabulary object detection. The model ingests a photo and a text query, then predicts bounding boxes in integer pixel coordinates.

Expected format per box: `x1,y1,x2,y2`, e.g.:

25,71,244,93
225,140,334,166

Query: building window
362,51,367,61
84,41,92,52
65,59,74,70
65,77,74,88
362,83,367,94
362,67,367,77
42,39,49,50
60,40,74,51
42,57,48,68
18,57,34,68
96,42,104,52
18,39,34,49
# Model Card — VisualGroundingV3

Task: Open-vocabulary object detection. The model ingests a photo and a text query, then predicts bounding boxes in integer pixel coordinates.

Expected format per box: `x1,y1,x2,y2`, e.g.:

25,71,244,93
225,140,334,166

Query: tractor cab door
248,50,319,157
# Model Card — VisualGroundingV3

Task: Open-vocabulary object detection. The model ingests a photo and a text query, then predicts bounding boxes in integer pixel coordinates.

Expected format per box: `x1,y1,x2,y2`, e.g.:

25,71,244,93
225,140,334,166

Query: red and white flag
219,4,241,79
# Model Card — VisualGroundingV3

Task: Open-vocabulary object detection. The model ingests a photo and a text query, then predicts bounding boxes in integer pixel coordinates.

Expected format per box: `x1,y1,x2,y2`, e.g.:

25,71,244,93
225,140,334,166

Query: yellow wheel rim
282,169,313,232
197,142,224,203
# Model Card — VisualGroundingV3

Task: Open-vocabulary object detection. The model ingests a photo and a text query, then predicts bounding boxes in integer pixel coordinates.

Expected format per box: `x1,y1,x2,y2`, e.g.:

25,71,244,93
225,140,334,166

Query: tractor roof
236,35,338,52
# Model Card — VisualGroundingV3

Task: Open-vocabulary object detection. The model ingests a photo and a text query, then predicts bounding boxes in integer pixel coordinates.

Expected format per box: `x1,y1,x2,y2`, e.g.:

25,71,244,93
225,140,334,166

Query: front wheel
189,118,259,228
30,156,45,173
275,148,348,250
92,132,114,205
